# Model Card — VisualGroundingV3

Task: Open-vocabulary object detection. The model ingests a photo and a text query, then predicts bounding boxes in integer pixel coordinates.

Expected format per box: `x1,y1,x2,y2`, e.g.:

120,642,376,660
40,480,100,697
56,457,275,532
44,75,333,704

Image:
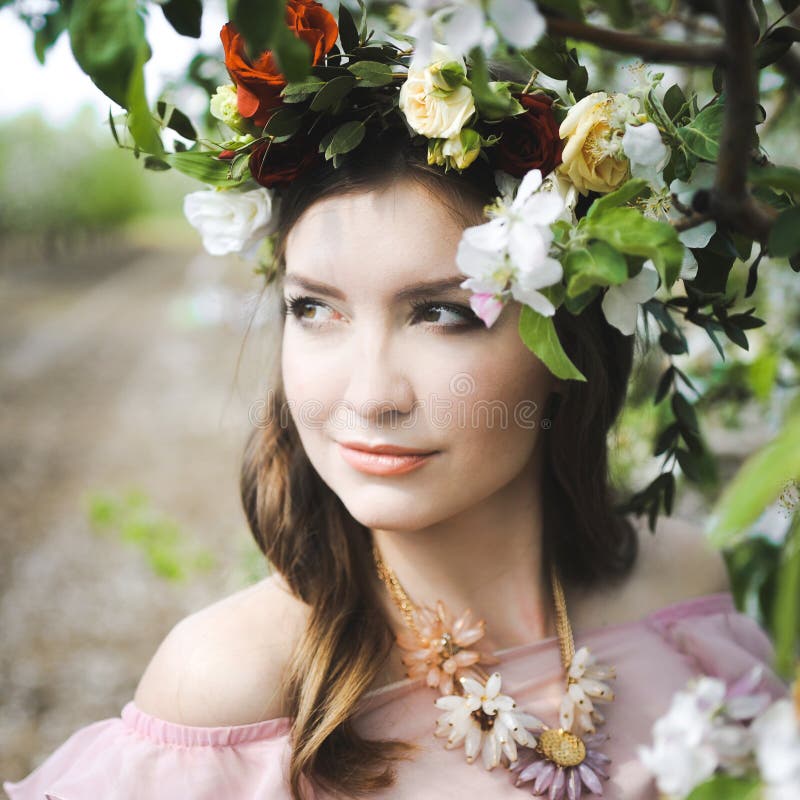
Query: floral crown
144,0,697,389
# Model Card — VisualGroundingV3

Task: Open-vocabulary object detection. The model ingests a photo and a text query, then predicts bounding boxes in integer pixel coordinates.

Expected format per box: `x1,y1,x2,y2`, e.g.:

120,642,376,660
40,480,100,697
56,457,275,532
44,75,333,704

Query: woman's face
281,176,557,531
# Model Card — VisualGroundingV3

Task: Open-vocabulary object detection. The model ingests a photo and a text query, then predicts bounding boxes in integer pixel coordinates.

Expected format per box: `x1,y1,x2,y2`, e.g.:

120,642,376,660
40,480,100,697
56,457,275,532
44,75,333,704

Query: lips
337,440,437,456
337,441,439,476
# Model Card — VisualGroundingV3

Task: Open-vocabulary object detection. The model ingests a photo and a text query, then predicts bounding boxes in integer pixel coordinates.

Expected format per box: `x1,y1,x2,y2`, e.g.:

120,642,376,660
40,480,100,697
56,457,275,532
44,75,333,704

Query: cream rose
429,128,482,170
209,84,246,132
399,54,475,139
558,91,631,195
183,187,277,256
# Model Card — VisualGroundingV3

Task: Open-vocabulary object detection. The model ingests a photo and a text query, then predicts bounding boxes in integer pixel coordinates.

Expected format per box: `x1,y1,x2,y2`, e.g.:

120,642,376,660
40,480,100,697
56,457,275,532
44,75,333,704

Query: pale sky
1,0,228,125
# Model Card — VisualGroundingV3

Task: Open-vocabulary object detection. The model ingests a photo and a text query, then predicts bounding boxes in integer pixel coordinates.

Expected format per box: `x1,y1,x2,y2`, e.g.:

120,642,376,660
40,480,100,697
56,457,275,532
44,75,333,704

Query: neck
370,451,559,656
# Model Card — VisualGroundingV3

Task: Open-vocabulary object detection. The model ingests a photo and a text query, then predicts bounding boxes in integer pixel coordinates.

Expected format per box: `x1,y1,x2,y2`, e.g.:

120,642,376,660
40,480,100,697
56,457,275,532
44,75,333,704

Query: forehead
284,179,468,291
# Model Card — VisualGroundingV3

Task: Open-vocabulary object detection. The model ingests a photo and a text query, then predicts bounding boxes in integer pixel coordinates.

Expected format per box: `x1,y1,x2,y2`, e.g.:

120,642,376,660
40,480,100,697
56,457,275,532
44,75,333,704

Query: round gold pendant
536,728,586,767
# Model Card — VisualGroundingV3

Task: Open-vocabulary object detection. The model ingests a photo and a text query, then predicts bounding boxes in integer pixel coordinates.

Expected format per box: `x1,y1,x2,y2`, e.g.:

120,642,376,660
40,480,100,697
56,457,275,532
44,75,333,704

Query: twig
541,11,726,66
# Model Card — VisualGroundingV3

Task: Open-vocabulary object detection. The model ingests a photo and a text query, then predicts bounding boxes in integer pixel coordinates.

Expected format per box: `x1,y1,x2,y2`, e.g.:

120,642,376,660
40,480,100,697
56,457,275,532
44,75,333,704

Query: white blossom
402,0,544,66
622,121,669,183
752,697,800,800
456,168,565,325
183,186,277,257
601,260,660,336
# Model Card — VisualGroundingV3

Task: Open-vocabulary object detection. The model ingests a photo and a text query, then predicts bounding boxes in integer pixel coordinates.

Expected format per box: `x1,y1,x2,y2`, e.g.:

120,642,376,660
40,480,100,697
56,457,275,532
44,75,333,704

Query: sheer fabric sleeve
646,591,790,701
3,701,312,800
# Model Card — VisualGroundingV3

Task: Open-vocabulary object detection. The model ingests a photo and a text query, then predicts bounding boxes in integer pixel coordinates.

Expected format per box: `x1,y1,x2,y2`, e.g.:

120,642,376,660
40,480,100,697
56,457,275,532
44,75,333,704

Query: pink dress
3,591,790,800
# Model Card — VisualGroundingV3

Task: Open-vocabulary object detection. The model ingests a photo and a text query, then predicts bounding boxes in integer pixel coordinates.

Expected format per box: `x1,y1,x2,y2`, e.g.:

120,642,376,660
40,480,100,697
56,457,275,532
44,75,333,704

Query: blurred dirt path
0,240,274,780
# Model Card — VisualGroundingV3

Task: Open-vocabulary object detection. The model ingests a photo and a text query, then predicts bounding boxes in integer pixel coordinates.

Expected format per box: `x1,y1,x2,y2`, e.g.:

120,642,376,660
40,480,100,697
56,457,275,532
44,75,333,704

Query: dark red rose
495,93,563,178
220,0,338,129
249,132,323,189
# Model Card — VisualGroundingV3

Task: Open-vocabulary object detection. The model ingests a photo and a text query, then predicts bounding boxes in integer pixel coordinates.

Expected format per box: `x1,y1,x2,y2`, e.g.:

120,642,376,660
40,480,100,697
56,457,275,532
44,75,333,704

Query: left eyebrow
283,273,470,302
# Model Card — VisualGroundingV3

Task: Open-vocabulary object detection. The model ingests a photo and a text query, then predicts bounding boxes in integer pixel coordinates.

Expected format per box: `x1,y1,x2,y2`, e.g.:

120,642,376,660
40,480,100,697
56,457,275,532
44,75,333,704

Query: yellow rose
399,58,475,140
558,91,631,195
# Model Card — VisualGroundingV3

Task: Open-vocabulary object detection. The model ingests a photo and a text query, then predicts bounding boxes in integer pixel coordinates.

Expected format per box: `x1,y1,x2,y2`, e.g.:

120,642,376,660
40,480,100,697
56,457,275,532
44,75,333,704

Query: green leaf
768,206,800,258
262,106,302,137
323,120,366,159
126,43,163,155
586,178,649,219
663,84,688,122
338,2,360,52
309,74,357,111
707,411,800,548
69,0,150,108
164,151,250,187
772,512,800,679
155,101,197,140
564,242,627,297
522,35,571,79
518,306,587,383
347,60,394,87
756,26,800,69
272,24,312,82
144,156,171,171
749,165,800,196
33,8,69,64
469,47,520,119
281,76,326,103
583,208,684,289
160,0,202,38
230,0,282,59
678,103,725,161
685,774,762,800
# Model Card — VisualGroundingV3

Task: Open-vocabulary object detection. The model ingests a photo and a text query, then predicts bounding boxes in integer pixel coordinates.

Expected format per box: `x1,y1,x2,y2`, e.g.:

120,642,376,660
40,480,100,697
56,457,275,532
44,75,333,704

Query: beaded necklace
373,542,616,798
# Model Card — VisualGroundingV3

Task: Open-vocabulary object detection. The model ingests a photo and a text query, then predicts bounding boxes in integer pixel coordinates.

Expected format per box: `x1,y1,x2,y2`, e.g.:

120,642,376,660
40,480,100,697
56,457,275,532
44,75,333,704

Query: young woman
3,130,789,800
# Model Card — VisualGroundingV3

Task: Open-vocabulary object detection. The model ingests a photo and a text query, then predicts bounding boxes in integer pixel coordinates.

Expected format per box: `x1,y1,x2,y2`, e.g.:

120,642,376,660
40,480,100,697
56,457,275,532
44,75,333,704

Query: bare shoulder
569,512,732,632
133,572,309,726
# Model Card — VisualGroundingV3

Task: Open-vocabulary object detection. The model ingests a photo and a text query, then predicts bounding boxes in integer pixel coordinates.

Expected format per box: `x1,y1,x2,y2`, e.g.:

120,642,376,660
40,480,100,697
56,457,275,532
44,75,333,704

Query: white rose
209,84,245,132
183,187,277,256
399,50,475,139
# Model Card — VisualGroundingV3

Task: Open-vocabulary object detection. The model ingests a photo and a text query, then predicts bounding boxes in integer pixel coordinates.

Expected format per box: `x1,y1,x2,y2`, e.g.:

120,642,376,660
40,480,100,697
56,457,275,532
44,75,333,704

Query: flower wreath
132,0,696,385
113,0,796,527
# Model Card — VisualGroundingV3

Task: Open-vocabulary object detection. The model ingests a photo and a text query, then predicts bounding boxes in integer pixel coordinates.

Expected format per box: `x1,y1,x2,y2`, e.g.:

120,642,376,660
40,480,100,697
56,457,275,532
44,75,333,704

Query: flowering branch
540,11,726,66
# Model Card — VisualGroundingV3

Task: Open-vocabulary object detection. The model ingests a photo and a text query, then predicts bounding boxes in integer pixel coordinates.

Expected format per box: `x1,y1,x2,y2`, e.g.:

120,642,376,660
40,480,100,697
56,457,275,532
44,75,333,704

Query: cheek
281,327,337,432
437,343,550,466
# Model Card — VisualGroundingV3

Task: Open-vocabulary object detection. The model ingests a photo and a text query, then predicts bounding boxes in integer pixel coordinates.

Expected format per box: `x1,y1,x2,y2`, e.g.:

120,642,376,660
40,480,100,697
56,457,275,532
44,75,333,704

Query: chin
335,482,448,532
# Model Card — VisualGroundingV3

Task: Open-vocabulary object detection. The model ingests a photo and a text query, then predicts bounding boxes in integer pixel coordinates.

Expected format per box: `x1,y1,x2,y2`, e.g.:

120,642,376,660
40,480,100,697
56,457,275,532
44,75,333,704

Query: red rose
495,93,563,178
249,132,323,189
221,0,338,129
286,0,339,63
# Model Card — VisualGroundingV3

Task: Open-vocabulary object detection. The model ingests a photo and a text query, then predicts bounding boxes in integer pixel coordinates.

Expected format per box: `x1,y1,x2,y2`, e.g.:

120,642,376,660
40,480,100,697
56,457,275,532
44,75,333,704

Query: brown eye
410,301,481,330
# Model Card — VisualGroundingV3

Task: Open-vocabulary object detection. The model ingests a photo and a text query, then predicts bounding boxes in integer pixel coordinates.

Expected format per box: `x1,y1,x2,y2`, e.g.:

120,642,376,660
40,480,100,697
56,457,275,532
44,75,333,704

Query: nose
339,325,416,427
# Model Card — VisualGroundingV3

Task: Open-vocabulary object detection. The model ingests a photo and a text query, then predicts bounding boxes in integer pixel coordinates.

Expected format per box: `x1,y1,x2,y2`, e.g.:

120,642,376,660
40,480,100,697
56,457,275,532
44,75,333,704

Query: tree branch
708,0,778,243
541,12,727,66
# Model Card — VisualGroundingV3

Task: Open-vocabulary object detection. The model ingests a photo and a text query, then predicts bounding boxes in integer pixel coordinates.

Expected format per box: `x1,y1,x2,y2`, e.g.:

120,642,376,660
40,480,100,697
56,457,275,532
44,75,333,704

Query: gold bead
537,728,586,768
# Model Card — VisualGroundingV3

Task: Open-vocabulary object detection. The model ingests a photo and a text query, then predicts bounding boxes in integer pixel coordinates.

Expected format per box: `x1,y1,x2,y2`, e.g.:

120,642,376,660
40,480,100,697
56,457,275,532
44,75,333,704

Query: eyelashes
282,293,483,332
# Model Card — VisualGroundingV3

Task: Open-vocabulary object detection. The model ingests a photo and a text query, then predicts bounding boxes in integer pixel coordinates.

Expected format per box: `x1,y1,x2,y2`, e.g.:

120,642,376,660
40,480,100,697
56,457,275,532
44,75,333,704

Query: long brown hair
239,129,639,799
